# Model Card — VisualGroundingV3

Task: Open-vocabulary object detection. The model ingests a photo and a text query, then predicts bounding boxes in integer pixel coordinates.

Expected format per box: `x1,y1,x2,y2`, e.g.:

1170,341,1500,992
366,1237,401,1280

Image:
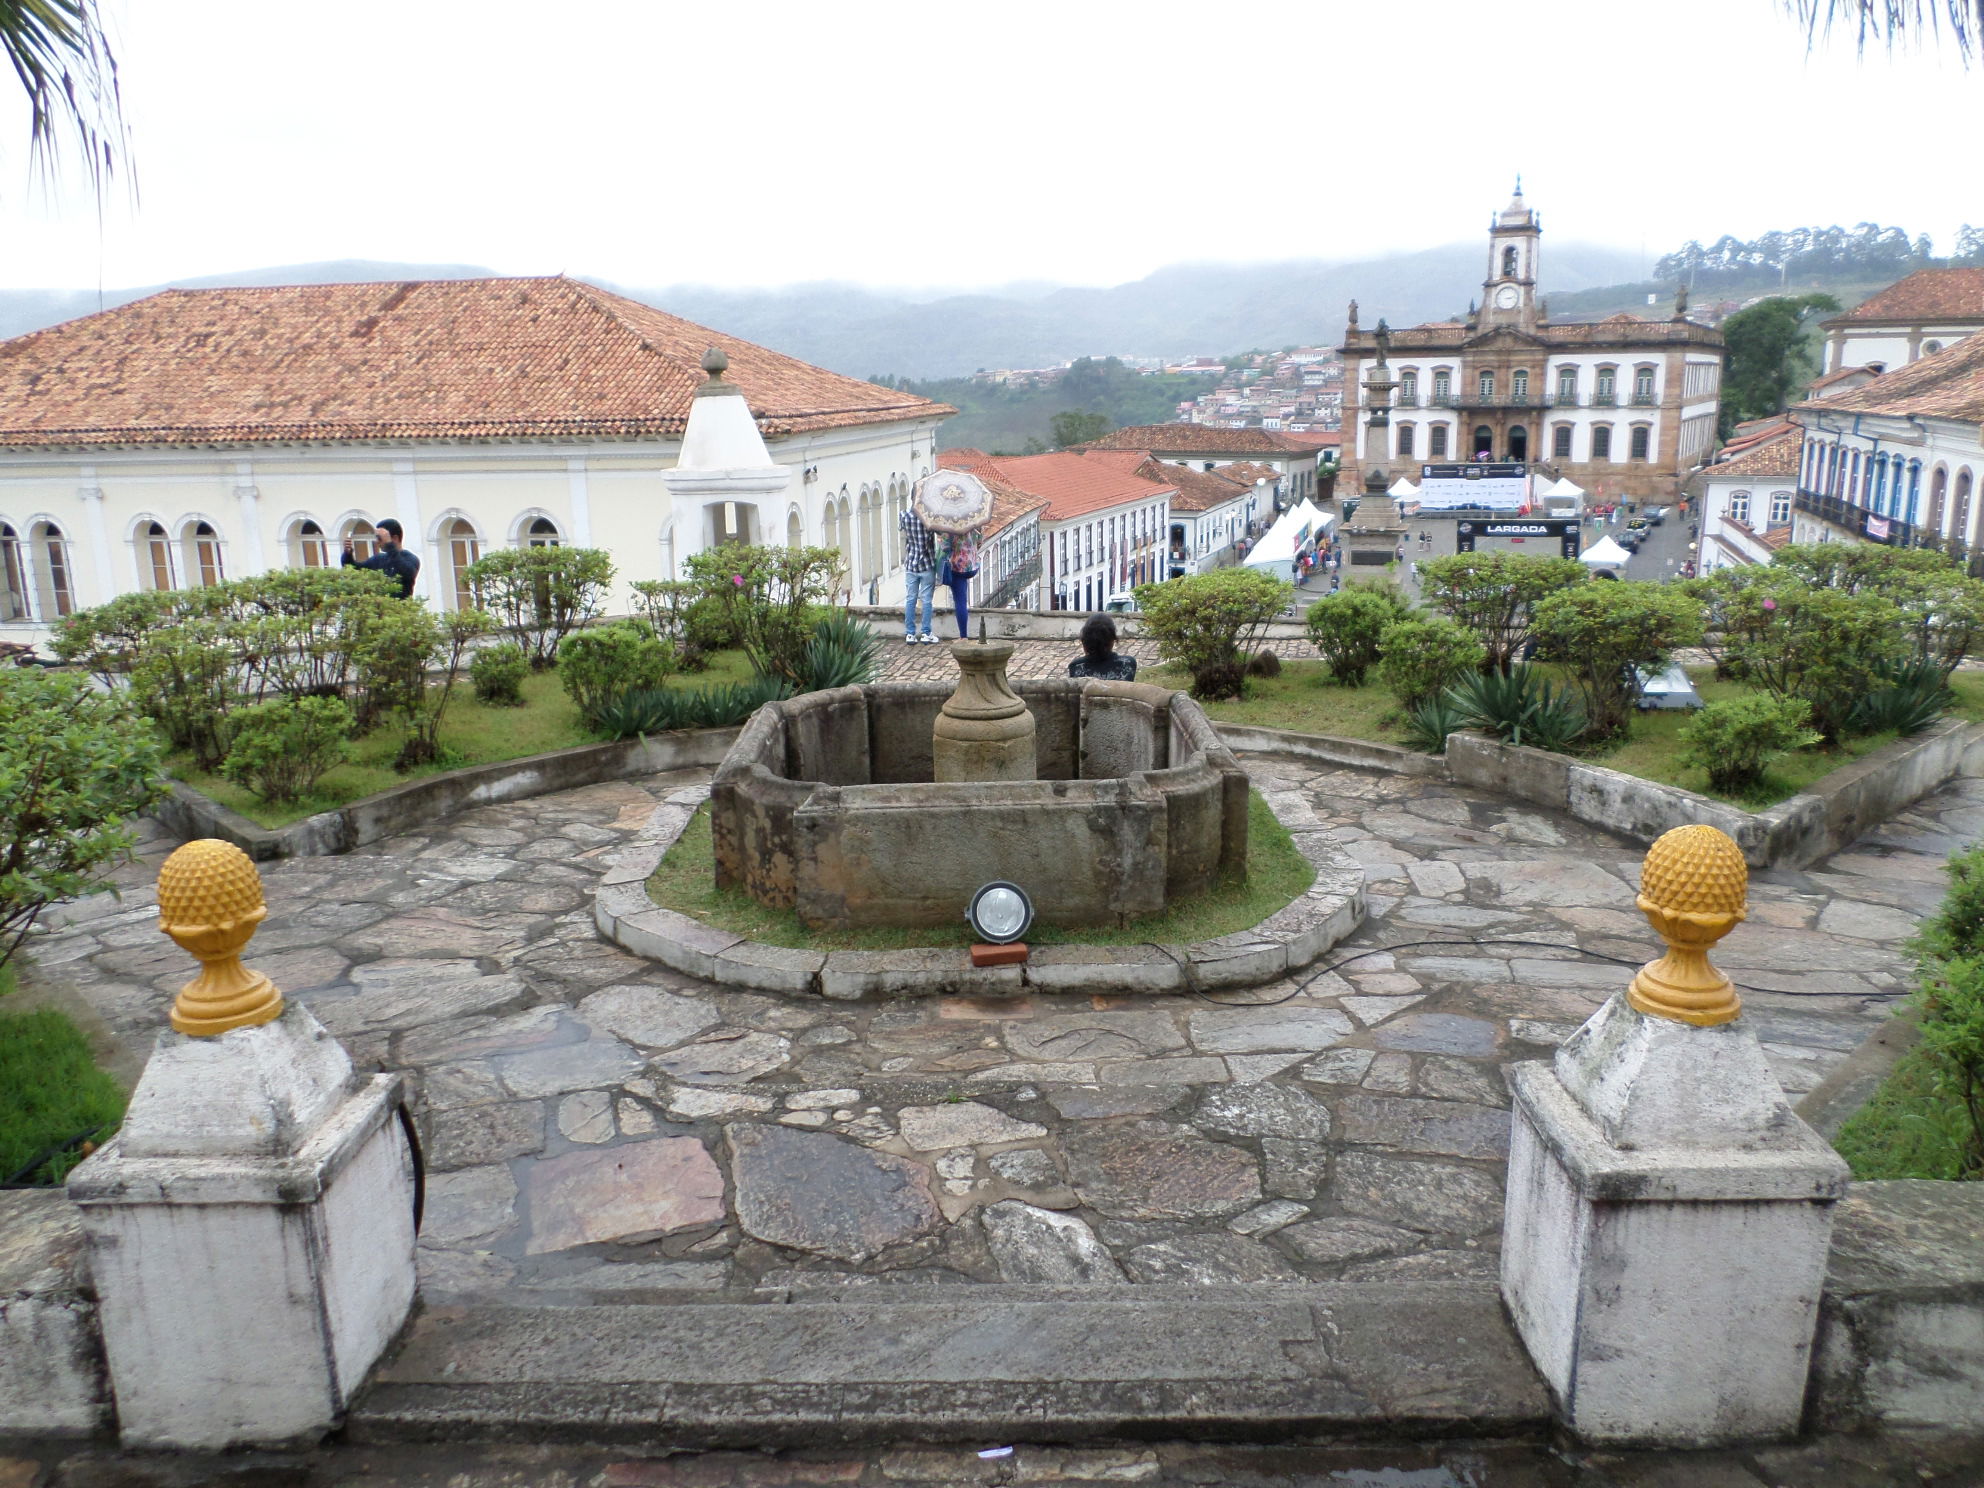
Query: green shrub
1305,586,1408,687
1401,693,1471,754
630,579,723,670
129,620,237,771
1907,848,1984,1178
49,590,175,686
0,671,169,969
1132,568,1291,700
220,696,353,803
1530,581,1704,741
683,544,843,687
1676,695,1822,796
805,611,886,691
1376,617,1485,711
470,642,530,706
466,546,615,669
560,620,677,727
1718,578,1902,745
1418,551,1586,673
1448,665,1588,753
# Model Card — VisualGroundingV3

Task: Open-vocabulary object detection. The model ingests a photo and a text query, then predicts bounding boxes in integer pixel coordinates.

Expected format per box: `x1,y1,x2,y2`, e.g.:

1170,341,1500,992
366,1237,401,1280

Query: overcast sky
0,0,1976,294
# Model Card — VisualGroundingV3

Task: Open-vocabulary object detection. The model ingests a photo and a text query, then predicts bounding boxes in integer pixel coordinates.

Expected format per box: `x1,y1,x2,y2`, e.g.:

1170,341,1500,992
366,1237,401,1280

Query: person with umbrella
910,470,997,643
939,527,982,640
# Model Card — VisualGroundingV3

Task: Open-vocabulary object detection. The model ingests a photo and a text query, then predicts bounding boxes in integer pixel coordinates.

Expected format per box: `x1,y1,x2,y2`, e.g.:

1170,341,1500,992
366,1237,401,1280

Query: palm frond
1789,0,1982,59
2,0,129,195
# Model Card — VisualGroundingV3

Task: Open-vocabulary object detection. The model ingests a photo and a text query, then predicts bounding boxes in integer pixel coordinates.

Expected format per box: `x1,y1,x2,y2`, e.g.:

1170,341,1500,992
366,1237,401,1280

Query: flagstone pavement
25,752,1965,1302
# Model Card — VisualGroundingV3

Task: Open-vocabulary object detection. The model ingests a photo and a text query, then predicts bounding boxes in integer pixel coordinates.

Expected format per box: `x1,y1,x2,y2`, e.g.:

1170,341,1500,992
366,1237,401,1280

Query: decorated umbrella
913,469,995,534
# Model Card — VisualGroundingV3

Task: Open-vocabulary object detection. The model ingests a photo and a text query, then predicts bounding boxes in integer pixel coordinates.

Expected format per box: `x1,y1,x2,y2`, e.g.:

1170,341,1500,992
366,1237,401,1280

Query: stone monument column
66,840,418,1449
933,638,1036,782
1499,824,1850,1445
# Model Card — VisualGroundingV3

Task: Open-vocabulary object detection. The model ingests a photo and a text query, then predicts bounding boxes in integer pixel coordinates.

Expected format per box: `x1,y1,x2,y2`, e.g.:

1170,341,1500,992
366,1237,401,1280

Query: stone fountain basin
710,679,1248,931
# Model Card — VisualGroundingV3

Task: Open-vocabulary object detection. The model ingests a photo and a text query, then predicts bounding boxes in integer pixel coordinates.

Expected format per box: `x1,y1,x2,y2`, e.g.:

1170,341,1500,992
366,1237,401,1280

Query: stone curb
594,784,1366,999
152,727,743,861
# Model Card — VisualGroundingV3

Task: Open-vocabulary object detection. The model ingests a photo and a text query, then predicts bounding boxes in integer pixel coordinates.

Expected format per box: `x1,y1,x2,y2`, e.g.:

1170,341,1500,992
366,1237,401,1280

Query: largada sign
1418,462,1530,512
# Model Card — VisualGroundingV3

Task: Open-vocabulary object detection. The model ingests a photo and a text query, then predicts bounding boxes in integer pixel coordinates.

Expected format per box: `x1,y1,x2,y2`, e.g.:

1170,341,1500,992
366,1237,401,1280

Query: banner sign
1416,462,1531,512
1479,522,1554,537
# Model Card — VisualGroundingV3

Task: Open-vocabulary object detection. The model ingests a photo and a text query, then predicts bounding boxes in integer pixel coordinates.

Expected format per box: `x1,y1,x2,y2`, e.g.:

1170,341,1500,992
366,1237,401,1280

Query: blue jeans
945,574,972,638
903,566,935,635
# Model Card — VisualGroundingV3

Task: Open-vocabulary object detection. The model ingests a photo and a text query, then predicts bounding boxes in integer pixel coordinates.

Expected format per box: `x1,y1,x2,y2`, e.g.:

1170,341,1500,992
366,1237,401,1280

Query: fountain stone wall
710,679,1249,931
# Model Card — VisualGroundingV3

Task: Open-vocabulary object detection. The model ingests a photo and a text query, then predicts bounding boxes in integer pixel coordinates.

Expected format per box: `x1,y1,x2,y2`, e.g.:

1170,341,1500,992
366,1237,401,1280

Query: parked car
1633,663,1704,711
1645,506,1669,527
1103,592,1137,613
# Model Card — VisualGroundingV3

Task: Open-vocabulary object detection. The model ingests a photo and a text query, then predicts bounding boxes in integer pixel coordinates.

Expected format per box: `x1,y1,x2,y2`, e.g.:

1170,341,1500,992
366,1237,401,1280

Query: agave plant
1447,665,1587,753
592,687,688,740
1850,657,1952,738
804,612,887,691
1402,694,1473,754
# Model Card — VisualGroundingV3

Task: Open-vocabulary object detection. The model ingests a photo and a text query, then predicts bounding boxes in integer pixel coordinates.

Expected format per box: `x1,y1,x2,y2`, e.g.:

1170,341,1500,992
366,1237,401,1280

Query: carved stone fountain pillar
933,639,1036,782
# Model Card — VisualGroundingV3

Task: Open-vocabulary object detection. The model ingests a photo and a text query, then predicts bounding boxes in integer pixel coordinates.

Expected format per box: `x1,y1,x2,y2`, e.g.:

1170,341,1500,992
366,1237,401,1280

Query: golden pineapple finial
1628,824,1747,1027
157,839,284,1037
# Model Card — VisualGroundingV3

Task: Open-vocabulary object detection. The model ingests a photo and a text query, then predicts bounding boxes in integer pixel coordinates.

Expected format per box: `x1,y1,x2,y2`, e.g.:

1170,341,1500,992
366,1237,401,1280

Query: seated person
1067,614,1138,681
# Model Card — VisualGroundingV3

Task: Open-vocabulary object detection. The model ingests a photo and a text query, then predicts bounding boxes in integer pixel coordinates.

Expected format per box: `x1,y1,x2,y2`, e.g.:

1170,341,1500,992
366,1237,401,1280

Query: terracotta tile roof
0,276,953,448
1078,449,1154,475
1807,365,1879,393
1114,455,1248,513
1708,436,1801,478
1761,525,1795,551
1825,268,1984,325
1796,330,1984,423
940,449,1174,523
1274,429,1341,448
1077,422,1309,456
1218,460,1282,486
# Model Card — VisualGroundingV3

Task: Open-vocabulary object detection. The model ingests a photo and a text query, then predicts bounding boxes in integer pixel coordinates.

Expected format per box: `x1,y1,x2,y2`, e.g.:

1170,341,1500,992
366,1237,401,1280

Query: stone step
348,1282,1549,1449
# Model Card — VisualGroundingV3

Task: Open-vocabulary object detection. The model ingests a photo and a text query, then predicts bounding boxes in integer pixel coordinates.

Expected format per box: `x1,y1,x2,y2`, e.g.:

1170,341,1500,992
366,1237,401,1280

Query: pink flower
732,574,744,586
1762,597,1777,611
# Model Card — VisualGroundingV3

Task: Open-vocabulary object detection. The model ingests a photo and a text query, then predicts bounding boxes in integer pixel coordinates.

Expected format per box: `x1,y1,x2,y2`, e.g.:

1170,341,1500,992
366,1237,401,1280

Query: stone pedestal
67,1004,416,1449
933,640,1036,782
1501,993,1850,1445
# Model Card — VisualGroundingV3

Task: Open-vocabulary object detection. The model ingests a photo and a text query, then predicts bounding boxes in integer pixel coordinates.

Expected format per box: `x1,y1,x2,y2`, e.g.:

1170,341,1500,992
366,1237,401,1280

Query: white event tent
1243,499,1333,583
1580,535,1632,569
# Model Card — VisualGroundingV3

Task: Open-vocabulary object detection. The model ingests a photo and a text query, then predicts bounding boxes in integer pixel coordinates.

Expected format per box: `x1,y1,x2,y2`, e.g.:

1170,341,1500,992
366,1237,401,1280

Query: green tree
1132,568,1291,700
1678,695,1823,797
1530,582,1704,740
1718,292,1839,433
465,545,615,669
1050,410,1111,449
1418,552,1587,674
1305,584,1412,687
1718,576,1903,744
683,543,844,687
0,670,168,969
1375,618,1486,711
4,0,127,196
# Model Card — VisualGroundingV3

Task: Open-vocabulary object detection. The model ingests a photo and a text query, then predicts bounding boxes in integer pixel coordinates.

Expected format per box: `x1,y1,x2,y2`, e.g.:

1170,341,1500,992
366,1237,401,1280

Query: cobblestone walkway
26,755,1961,1300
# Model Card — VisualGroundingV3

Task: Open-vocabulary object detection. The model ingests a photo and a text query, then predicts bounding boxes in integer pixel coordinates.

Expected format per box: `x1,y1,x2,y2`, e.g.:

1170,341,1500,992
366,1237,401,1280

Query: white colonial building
1690,420,1800,574
0,277,952,636
941,449,1173,613
1787,332,1984,566
1819,267,1984,374
1079,452,1255,578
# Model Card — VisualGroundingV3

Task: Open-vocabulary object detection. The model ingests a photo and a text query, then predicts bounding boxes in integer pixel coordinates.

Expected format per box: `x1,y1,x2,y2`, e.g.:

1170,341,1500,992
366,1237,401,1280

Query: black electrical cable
1192,935,1905,1008
0,1126,107,1188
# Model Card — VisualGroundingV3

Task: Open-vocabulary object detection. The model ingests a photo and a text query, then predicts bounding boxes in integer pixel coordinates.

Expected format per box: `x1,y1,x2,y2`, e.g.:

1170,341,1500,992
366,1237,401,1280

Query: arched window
182,520,225,587
1849,450,1863,500
341,518,378,562
1428,424,1449,458
1728,490,1751,525
1502,245,1518,277
890,480,906,567
30,521,73,618
1769,490,1792,526
1472,425,1493,459
1512,369,1529,401
1633,366,1656,403
1594,366,1617,405
1478,370,1495,401
1593,425,1614,461
823,501,840,554
1956,470,1977,550
525,517,561,548
139,521,176,590
1431,369,1452,405
1398,370,1417,405
1629,426,1651,461
288,519,329,569
1906,462,1923,525
1396,423,1415,458
0,524,25,621
786,509,803,548
1555,367,1578,404
1929,465,1950,535
1552,425,1573,459
444,517,481,610
836,494,854,580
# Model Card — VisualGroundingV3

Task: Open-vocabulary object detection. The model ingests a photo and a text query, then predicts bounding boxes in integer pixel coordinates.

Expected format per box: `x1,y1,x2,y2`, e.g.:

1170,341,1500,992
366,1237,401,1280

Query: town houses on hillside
1338,188,1725,505
0,277,951,632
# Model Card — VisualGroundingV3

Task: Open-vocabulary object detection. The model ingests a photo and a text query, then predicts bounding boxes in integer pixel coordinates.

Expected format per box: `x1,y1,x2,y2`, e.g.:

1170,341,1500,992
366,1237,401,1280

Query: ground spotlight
966,881,1033,945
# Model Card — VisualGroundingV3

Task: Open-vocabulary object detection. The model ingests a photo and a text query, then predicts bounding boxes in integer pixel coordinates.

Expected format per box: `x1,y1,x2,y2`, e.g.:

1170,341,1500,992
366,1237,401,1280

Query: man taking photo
341,517,421,598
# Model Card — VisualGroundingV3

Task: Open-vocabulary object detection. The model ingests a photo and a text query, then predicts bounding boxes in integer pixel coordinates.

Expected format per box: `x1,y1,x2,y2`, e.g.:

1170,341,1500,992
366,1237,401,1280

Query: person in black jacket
341,517,421,598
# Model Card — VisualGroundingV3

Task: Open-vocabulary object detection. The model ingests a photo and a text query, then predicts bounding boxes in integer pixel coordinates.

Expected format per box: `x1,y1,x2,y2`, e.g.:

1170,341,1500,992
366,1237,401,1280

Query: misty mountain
0,243,1648,378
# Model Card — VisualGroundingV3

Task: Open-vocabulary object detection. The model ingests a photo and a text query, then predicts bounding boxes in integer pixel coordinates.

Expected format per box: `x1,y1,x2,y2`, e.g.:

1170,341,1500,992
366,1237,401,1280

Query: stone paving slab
19,754,1956,1304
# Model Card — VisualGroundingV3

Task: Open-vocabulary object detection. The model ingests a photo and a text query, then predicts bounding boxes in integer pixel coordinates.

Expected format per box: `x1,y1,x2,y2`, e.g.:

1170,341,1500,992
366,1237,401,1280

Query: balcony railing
1429,391,1456,407
1551,391,1581,407
1592,392,1617,407
1393,394,1420,408
1794,488,1919,549
1631,393,1658,407
1455,391,1546,410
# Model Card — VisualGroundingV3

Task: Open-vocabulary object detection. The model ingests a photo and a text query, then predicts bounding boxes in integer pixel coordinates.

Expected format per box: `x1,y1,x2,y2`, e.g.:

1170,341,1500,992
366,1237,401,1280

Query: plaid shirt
899,508,937,572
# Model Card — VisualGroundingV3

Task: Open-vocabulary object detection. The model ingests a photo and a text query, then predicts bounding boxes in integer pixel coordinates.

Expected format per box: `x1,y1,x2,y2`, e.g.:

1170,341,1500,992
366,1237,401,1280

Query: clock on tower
1495,284,1520,310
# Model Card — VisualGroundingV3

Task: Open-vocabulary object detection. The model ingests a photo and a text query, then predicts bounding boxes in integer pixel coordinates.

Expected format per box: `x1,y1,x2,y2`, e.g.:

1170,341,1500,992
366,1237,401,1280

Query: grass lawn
1160,658,1984,810
0,961,127,1186
648,789,1316,952
1834,1044,1979,1181
172,649,764,829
